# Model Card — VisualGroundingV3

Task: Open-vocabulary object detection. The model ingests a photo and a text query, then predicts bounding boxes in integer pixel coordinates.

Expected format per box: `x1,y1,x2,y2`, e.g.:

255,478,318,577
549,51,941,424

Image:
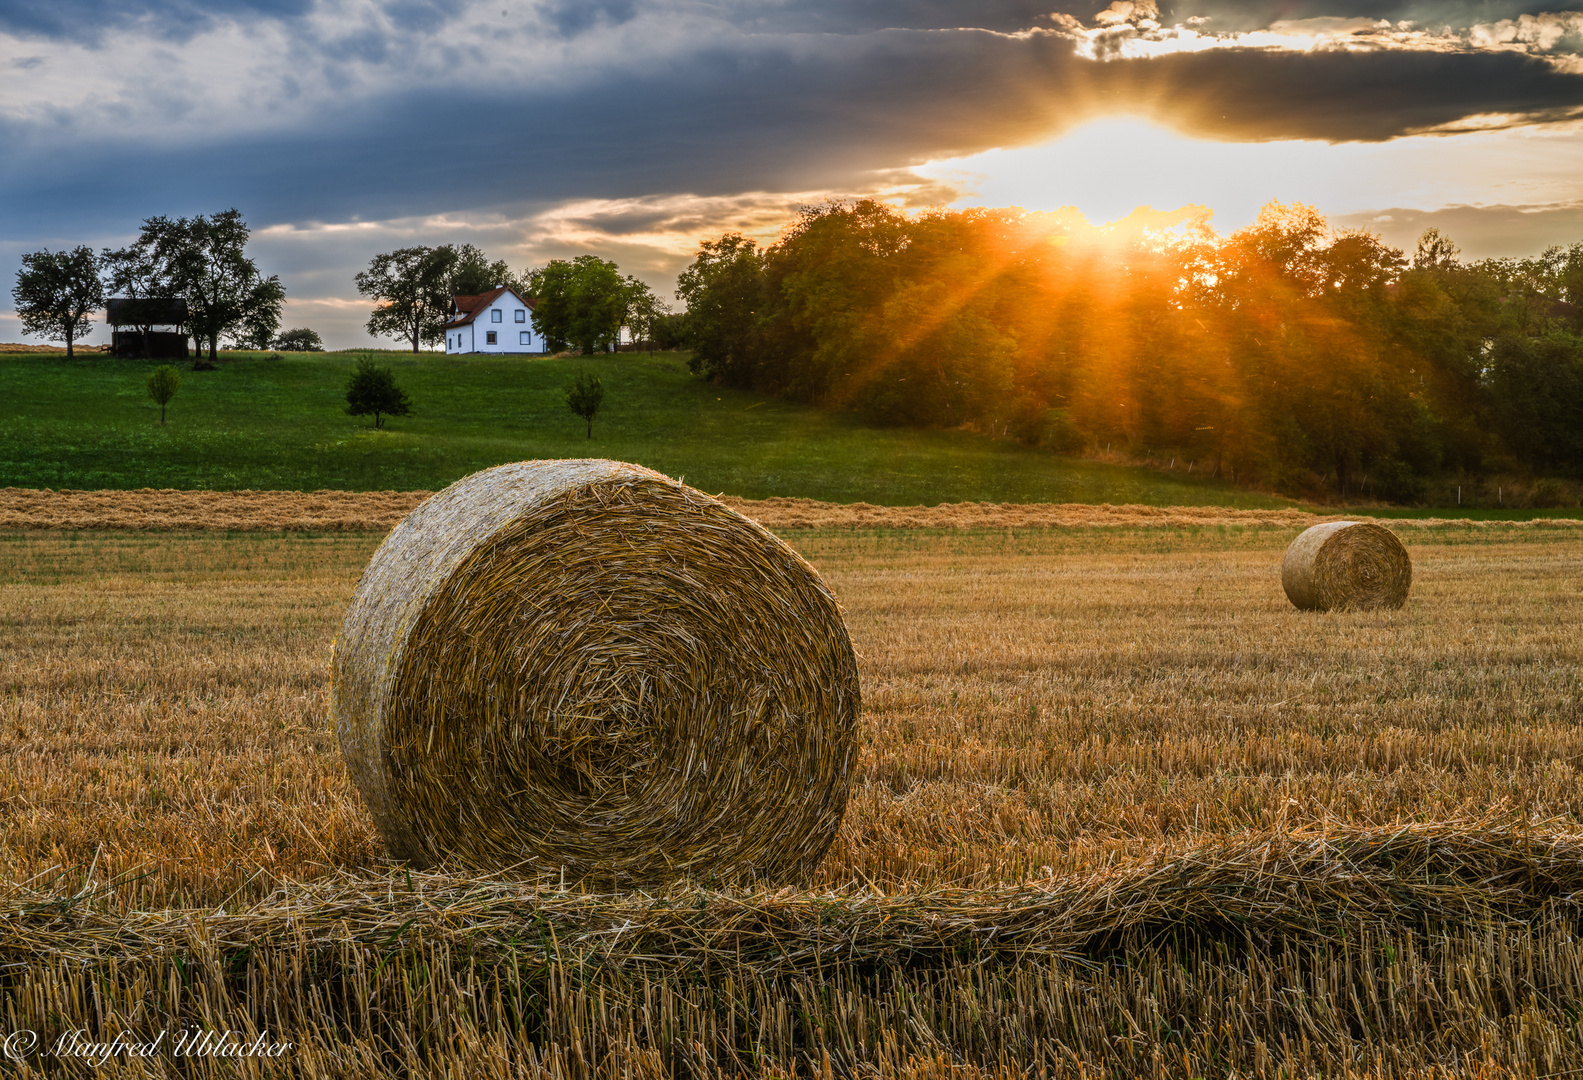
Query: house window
486,331,497,345
491,309,502,323
520,331,531,346
515,309,526,323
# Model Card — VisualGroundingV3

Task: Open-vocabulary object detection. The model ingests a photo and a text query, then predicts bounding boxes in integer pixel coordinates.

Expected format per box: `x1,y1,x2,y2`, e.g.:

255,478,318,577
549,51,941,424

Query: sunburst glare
916,116,1583,232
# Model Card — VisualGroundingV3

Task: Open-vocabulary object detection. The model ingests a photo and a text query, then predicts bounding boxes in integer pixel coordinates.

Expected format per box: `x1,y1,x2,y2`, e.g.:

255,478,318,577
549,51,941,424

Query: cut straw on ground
6,824,1579,970
6,825,1583,1078
2,520,1579,1076
4,486,1580,532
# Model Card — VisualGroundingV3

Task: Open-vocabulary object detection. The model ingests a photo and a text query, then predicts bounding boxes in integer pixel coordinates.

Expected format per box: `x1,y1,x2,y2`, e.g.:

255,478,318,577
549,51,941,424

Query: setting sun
917,116,1583,238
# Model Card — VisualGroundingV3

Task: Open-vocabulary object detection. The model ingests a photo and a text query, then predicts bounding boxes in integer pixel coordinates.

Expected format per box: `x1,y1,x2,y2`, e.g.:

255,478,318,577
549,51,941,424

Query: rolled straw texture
331,459,860,885
1281,520,1412,611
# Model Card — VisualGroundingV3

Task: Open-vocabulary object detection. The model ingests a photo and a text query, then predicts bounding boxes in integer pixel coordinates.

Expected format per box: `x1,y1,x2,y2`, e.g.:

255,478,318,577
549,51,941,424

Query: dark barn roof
107,297,188,326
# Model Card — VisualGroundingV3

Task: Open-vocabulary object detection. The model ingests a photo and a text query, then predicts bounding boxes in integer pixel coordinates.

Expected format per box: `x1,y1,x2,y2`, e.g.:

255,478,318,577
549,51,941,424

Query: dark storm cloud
7,13,1583,237
2,0,1583,281
0,27,1037,233
0,28,1083,234
1105,47,1583,142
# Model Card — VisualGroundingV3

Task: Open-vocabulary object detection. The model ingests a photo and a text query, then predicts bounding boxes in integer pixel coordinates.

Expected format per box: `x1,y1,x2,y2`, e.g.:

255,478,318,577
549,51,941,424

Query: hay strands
333,460,860,885
6,824,1582,974
1282,520,1413,611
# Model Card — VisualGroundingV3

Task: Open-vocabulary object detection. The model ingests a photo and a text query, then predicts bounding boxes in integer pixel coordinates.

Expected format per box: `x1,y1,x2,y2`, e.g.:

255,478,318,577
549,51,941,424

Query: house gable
443,287,535,329
443,287,543,354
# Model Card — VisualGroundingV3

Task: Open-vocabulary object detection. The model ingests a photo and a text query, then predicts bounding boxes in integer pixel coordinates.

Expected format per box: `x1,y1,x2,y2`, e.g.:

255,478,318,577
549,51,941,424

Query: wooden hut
107,298,189,358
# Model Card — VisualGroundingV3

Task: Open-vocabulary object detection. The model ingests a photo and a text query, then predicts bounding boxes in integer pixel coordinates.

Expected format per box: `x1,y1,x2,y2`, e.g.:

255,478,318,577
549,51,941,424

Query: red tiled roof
442,287,536,329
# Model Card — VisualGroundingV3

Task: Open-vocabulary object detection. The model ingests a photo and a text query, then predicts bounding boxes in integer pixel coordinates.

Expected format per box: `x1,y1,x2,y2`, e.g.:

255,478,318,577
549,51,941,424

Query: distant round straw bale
332,459,860,886
1281,521,1412,611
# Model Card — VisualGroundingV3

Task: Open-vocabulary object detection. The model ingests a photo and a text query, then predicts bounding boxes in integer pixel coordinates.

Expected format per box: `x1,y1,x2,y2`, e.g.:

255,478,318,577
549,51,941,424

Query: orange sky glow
914,115,1583,248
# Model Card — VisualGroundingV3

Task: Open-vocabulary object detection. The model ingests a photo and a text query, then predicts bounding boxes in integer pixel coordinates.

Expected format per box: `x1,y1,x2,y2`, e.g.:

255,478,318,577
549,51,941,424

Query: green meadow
0,350,1300,506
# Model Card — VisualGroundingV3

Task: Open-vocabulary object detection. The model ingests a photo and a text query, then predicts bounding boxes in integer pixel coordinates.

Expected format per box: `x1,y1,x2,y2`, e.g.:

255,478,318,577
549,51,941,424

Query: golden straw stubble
331,459,860,886
1281,520,1413,611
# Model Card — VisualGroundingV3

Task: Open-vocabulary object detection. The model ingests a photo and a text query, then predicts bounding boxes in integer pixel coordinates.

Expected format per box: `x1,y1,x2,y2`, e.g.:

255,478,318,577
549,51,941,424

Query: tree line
674,200,1583,499
13,216,674,360
357,247,668,355
12,209,289,362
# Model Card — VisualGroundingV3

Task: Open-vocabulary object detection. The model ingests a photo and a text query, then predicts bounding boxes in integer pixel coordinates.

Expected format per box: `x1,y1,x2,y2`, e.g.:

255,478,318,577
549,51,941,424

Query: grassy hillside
0,349,1300,505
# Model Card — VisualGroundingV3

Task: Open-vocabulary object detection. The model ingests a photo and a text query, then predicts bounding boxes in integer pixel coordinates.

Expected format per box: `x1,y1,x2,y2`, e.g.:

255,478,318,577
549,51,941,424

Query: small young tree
12,246,104,358
146,364,181,425
566,371,605,439
345,357,412,429
273,328,325,351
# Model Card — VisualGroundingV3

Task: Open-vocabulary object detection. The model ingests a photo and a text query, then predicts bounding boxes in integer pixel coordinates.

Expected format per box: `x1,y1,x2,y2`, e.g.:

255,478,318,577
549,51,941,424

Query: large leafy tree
674,234,767,385
524,259,577,353
448,244,516,298
767,201,910,401
143,210,284,363
11,246,104,358
356,244,515,352
357,247,453,352
526,255,629,355
1486,332,1583,472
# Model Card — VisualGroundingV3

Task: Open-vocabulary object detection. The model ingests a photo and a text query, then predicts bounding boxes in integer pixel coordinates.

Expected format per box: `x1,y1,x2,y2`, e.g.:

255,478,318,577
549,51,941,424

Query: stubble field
2,517,1582,1077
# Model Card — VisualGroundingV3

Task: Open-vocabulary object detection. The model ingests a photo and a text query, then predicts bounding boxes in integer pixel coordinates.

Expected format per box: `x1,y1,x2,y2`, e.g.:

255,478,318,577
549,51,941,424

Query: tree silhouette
12,246,104,358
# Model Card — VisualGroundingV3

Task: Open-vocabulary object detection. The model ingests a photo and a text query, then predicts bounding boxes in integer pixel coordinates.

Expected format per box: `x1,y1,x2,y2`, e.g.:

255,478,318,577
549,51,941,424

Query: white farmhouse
442,287,548,354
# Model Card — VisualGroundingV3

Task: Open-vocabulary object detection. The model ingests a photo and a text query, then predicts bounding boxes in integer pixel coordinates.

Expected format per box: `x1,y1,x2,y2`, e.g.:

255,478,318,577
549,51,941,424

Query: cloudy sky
4,0,1583,348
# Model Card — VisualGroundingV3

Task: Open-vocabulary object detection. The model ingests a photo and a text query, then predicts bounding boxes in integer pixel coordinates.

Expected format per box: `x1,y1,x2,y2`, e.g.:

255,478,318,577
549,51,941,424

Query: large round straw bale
331,459,860,885
1281,521,1412,611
